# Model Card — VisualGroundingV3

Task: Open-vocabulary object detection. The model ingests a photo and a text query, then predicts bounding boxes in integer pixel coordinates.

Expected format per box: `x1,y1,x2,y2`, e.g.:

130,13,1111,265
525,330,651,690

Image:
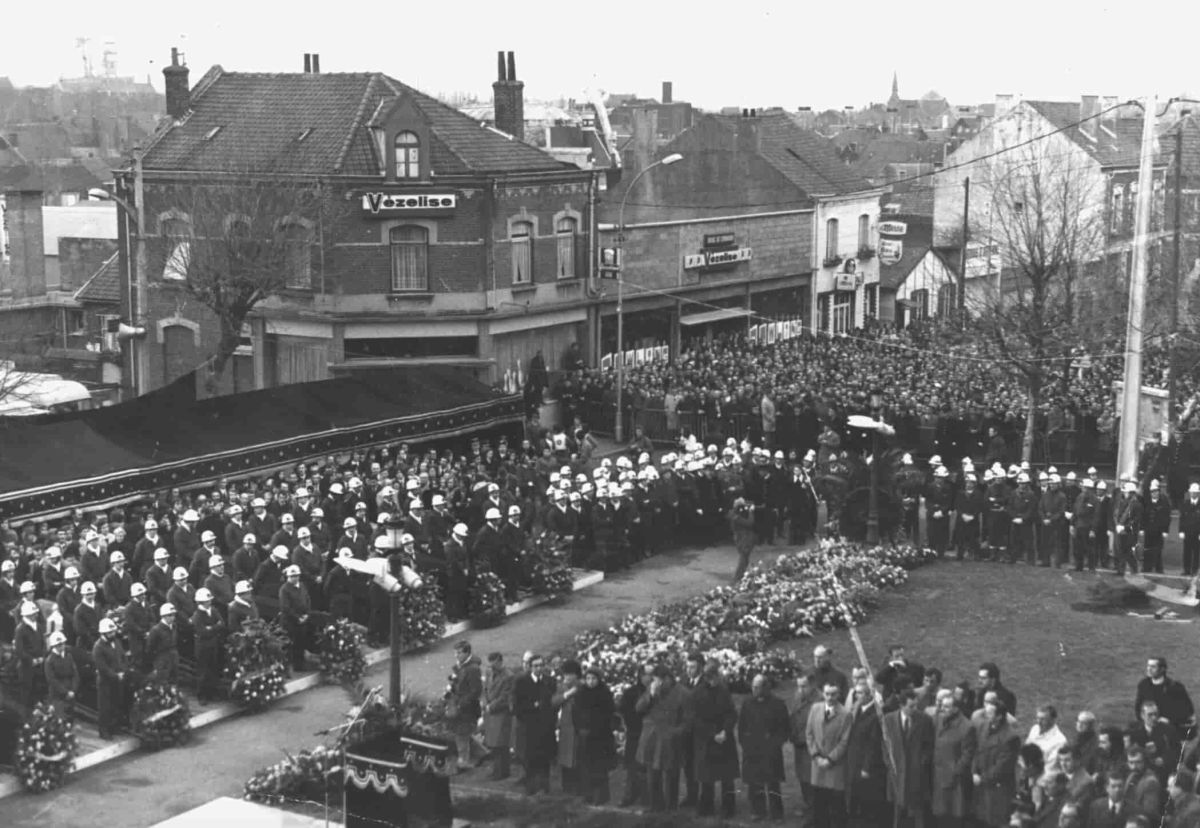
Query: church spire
891,70,899,99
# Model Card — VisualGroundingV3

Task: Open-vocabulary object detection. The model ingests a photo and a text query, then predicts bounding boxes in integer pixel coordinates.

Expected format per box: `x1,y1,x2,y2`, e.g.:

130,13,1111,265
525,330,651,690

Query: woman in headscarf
573,663,617,804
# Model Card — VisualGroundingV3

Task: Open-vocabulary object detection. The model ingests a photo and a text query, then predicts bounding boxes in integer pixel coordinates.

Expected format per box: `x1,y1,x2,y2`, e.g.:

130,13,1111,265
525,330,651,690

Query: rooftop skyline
3,0,1197,112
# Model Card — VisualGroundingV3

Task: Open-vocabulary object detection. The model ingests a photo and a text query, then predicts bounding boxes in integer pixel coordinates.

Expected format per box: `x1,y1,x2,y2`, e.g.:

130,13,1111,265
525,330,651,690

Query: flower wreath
530,532,574,601
318,618,368,684
15,702,78,793
130,680,192,749
396,580,448,651
467,566,507,627
225,618,290,710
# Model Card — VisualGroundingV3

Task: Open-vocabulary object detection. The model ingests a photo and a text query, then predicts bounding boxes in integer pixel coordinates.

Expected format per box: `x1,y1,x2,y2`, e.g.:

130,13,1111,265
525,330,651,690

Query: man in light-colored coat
482,652,516,780
806,679,853,827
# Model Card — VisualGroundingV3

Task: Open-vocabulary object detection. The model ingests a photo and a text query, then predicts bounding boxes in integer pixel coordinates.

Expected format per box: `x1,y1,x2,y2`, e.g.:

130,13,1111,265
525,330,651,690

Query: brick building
598,109,882,349
115,51,598,398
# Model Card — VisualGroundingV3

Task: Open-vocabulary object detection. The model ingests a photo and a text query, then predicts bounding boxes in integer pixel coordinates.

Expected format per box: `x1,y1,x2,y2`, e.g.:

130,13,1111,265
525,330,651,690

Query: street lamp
614,152,682,442
848,389,893,544
89,186,144,397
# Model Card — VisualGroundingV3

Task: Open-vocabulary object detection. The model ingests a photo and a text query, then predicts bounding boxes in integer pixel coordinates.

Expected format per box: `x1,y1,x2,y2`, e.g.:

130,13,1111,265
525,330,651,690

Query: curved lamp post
614,152,683,442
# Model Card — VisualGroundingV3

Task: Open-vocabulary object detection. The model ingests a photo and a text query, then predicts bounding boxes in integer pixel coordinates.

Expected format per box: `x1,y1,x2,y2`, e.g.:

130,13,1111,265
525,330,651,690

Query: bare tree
145,169,344,394
966,143,1108,461
0,314,56,415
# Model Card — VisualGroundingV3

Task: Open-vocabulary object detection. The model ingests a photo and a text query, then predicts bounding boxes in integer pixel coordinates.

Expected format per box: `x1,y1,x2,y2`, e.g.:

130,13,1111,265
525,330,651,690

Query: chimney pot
662,81,673,104
311,53,320,73
497,51,506,82
304,53,312,73
492,51,524,142
507,51,516,82
163,48,191,119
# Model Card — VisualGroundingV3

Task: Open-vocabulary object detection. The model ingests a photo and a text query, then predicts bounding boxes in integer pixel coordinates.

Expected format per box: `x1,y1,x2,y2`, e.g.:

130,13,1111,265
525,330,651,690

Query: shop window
556,217,577,279
390,225,429,291
831,291,854,334
511,220,533,285
394,131,420,179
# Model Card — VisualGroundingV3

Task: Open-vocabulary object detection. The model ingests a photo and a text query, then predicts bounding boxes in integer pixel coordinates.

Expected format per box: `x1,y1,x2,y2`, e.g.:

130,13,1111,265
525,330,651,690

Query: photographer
729,497,756,584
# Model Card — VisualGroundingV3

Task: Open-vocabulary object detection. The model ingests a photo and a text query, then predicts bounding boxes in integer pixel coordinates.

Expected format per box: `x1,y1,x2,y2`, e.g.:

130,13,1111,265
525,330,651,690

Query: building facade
116,52,599,399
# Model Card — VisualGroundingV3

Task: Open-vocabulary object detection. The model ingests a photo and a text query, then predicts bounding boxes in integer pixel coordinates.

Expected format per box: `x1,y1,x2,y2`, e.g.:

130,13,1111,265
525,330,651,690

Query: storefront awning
679,308,751,327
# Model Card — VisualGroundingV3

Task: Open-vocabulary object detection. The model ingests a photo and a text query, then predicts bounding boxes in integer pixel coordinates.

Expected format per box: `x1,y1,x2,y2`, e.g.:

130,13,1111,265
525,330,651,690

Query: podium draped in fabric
344,732,454,828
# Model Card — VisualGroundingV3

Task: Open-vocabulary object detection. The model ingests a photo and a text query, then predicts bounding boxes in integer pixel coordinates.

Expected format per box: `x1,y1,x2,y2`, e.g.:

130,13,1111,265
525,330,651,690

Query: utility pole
1116,94,1159,482
958,176,970,327
1170,116,1186,425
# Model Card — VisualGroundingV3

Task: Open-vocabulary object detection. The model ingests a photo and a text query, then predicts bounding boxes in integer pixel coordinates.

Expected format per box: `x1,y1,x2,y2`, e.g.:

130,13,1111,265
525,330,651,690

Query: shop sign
361,192,457,216
878,220,908,236
703,232,737,248
684,247,752,270
834,273,857,292
879,239,903,265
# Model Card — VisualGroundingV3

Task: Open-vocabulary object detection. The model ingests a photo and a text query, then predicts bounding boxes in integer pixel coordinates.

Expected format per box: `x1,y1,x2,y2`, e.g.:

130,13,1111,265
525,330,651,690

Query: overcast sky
3,1,1197,111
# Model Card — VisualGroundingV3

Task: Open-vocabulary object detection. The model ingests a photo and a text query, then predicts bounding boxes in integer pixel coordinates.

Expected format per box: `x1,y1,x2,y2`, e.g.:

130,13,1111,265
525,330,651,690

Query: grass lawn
803,559,1198,728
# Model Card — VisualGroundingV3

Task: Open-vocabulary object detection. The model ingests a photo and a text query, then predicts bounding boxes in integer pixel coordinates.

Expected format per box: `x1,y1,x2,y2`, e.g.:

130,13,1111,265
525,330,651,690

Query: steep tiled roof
74,252,120,304
141,69,570,176
1025,100,1145,168
703,112,872,197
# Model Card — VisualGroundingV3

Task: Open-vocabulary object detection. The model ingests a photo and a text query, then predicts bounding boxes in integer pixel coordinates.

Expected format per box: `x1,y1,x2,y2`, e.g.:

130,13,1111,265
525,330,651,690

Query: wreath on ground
468,567,507,627
318,618,368,684
397,580,448,651
243,745,340,805
130,680,192,749
225,619,290,710
15,702,78,793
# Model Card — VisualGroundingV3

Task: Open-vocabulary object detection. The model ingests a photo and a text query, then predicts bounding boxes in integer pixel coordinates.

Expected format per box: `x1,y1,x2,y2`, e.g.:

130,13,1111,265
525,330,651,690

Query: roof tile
74,252,120,304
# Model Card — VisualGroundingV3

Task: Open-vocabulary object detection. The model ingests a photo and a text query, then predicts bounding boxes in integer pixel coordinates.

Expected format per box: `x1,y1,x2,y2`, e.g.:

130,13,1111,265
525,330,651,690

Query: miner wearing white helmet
204,553,235,608
175,508,202,567
73,581,99,650
45,628,79,717
1037,471,1068,568
54,565,82,646
102,548,133,607
229,578,260,631
123,581,156,666
93,613,129,738
337,515,367,560
1113,478,1143,576
1183,483,1200,576
132,517,161,577
280,562,314,672
145,547,174,605
927,462,955,558
442,522,472,621
146,601,180,683
13,600,46,709
193,585,225,703
41,544,66,597
1144,478,1170,575
954,466,985,561
1007,471,1038,565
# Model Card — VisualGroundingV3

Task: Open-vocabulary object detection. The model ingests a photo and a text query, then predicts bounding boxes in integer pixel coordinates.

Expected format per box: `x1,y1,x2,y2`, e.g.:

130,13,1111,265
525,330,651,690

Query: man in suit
806,680,853,828
1180,483,1200,577
1124,746,1164,821
883,687,936,828
92,616,128,740
1033,771,1069,827
1130,700,1181,787
1088,772,1132,828
482,652,516,780
1135,657,1195,741
513,653,557,795
192,587,225,704
635,663,688,812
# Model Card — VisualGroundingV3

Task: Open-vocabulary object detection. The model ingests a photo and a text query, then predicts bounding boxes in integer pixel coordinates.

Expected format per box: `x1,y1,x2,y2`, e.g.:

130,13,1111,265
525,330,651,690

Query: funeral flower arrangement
318,618,368,684
15,702,78,793
396,580,447,651
225,618,289,710
529,531,575,600
467,567,507,626
243,745,340,805
575,540,935,696
130,680,192,749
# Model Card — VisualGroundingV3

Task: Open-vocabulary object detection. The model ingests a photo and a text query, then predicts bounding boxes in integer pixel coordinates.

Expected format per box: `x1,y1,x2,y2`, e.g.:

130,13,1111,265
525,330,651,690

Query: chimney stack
311,54,320,73
304,53,312,72
492,50,525,142
496,50,506,82
4,188,47,300
662,81,673,104
163,47,190,119
1080,95,1100,140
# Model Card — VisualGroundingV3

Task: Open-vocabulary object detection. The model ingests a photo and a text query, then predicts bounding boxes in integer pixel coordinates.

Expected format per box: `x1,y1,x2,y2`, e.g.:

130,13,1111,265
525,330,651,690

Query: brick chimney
163,47,190,119
737,109,761,155
662,81,673,104
492,50,525,142
4,188,46,299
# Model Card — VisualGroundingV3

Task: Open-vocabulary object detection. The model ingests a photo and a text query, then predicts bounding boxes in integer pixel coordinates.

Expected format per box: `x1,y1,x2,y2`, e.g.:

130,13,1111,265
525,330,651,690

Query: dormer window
395,131,420,179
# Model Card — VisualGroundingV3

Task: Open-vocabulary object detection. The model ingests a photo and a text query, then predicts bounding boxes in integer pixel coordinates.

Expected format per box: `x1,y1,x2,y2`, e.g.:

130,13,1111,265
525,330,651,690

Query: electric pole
1116,94,1159,482
958,177,970,328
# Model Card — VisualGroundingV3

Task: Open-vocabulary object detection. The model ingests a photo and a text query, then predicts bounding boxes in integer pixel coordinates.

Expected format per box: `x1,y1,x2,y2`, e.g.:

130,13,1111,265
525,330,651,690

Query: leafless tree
145,168,345,395
965,143,1109,461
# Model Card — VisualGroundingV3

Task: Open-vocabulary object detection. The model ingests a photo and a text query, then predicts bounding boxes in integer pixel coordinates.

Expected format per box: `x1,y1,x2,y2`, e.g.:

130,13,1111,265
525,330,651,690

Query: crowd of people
556,319,1199,470
0,430,826,738
445,638,1200,828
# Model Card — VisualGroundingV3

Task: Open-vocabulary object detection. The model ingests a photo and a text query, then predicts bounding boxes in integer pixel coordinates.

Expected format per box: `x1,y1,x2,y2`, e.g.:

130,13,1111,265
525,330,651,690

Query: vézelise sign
361,193,457,215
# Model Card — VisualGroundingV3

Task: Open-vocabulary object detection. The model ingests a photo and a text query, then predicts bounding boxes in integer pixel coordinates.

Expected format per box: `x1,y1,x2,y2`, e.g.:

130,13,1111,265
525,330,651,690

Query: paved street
1,541,756,828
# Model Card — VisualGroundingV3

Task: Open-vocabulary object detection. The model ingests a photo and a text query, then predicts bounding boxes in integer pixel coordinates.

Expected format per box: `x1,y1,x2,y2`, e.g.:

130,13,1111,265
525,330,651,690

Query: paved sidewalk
1,540,762,828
